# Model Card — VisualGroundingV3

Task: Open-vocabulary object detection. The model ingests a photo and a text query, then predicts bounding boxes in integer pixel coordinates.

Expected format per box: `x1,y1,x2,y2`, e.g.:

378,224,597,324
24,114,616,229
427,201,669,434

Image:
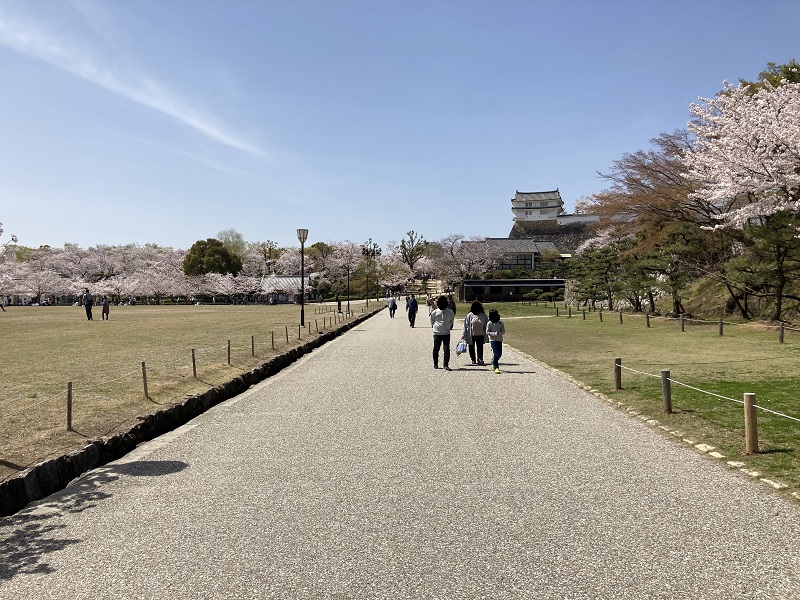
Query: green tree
399,230,428,272
183,239,242,276
572,244,623,309
217,229,246,261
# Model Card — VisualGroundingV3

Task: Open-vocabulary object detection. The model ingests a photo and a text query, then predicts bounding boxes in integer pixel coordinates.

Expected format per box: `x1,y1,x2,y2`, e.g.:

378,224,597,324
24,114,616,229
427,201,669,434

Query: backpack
470,314,485,336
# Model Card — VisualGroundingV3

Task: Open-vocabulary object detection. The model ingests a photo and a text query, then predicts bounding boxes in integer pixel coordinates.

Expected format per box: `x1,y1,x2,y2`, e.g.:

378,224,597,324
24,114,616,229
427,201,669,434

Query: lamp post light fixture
297,228,308,326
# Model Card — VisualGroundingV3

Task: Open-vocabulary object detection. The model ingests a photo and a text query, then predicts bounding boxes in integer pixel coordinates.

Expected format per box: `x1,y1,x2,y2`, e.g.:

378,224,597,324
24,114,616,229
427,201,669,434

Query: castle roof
512,190,562,203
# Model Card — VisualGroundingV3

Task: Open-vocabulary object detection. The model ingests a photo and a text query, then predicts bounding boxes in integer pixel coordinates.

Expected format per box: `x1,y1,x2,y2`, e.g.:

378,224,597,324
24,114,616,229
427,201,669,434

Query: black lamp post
297,228,308,326
362,238,382,305
346,264,351,315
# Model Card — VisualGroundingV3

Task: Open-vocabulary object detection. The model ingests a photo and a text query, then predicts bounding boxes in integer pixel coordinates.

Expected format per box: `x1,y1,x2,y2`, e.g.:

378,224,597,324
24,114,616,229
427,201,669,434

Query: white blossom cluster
686,79,800,228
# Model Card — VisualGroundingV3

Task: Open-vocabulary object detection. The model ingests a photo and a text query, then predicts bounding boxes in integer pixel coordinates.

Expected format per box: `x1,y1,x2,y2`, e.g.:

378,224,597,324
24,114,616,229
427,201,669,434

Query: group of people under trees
394,293,506,374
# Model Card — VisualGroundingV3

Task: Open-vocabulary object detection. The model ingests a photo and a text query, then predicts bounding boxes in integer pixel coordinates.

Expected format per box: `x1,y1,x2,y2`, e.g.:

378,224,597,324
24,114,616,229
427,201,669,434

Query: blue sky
1,0,798,252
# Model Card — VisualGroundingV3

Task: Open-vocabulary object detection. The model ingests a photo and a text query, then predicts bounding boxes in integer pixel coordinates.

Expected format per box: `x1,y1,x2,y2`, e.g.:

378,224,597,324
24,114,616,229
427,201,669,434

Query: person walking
82,288,94,321
407,294,418,327
447,295,457,320
387,296,397,318
430,295,455,371
486,309,506,374
462,301,488,366
101,296,110,320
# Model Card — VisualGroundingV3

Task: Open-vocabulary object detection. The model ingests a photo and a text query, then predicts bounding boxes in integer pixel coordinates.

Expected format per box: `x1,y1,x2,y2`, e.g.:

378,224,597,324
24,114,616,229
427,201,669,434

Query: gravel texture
1,309,800,599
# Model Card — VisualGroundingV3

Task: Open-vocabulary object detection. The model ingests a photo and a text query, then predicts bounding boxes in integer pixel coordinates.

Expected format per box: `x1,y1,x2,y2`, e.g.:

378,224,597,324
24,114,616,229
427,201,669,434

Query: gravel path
2,309,800,599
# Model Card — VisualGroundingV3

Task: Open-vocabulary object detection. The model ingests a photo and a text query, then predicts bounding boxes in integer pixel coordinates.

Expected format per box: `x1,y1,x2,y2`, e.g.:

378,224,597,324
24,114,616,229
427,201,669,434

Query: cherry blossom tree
685,78,800,320
276,246,304,275
206,272,238,302
377,253,411,294
435,234,499,284
686,79,800,228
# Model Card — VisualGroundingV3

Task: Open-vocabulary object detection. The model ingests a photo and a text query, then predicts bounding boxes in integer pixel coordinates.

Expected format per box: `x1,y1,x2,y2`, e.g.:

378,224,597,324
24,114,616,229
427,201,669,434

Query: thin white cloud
0,8,265,156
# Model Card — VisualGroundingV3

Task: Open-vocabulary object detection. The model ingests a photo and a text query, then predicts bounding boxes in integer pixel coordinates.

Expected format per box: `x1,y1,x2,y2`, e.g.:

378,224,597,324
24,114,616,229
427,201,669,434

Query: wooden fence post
599,310,603,323
614,357,622,391
568,307,572,318
271,331,275,350
661,370,672,414
779,322,785,344
227,340,231,365
719,317,724,336
285,326,288,343
680,313,685,332
744,392,759,454
192,349,197,378
251,335,255,357
646,313,651,328
142,361,149,400
67,381,73,431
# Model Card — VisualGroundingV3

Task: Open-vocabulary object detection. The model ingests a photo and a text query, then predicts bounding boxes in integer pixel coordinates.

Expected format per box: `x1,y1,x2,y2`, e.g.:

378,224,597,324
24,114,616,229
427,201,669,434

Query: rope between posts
2,390,65,417
619,363,800,423
618,364,661,379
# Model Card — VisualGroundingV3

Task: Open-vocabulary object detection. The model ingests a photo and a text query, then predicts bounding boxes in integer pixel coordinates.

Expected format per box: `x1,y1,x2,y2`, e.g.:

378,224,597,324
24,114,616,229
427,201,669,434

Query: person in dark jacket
407,294,418,327
82,288,94,321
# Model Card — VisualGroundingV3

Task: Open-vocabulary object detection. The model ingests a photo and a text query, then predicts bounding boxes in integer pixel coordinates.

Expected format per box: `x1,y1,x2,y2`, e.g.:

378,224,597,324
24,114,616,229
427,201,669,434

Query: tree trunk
770,259,786,322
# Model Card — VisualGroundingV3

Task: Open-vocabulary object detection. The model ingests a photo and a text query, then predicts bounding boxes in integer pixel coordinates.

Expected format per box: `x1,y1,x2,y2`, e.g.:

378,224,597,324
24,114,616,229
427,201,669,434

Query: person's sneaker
434,365,439,369
493,367,501,374
444,366,452,371
477,360,485,366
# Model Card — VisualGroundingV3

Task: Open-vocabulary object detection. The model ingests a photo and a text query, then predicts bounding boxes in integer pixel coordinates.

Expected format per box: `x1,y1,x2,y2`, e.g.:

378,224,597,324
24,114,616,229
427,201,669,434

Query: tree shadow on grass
0,460,188,581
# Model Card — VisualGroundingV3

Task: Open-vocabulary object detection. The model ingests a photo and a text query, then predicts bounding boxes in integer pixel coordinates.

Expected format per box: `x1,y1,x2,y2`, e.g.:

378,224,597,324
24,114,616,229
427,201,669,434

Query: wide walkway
2,308,800,599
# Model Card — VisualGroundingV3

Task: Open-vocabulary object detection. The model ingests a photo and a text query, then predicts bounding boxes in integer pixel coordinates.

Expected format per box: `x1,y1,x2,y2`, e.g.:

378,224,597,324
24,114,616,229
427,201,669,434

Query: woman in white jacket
430,295,455,370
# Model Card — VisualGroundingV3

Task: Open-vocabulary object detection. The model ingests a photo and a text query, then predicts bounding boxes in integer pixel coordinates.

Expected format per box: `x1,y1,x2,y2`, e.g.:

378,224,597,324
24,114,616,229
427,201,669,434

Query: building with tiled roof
511,189,598,226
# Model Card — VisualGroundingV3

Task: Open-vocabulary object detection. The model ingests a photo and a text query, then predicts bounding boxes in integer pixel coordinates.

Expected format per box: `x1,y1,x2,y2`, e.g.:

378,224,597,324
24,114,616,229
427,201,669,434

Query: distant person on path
430,295,455,371
82,288,94,321
387,296,397,318
448,295,457,322
462,301,488,366
407,294,418,327
101,296,110,320
486,309,506,374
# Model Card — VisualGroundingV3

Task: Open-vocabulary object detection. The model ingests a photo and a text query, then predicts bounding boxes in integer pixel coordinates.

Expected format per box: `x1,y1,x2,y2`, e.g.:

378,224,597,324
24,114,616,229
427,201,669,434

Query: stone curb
0,309,380,517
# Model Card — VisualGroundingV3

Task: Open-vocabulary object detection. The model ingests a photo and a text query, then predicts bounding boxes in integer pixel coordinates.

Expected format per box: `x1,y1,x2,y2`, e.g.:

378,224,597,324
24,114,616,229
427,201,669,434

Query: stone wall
508,220,596,255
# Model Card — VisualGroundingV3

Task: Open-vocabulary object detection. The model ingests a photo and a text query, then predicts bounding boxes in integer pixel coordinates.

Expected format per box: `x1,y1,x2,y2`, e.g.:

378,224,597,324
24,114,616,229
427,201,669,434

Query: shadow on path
0,460,188,581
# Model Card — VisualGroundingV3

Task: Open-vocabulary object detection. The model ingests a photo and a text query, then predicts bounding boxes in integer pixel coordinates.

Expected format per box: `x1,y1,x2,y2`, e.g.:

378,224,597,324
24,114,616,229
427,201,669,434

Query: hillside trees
685,74,800,320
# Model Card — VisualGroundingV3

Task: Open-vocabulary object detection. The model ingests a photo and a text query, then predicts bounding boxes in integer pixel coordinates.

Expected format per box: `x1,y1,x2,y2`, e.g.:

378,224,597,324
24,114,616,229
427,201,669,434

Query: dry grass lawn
0,301,371,481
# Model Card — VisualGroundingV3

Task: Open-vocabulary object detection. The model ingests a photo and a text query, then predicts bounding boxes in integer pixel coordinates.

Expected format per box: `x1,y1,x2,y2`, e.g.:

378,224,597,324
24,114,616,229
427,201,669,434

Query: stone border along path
1,307,800,598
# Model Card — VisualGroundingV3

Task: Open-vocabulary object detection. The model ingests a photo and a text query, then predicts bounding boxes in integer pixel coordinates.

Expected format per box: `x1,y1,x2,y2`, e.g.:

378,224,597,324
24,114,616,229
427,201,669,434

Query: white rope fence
614,357,800,454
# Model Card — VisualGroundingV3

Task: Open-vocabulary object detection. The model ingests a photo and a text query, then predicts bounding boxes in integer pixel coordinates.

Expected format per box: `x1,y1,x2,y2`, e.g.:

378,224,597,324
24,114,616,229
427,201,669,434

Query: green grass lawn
0,301,372,480
482,301,800,496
